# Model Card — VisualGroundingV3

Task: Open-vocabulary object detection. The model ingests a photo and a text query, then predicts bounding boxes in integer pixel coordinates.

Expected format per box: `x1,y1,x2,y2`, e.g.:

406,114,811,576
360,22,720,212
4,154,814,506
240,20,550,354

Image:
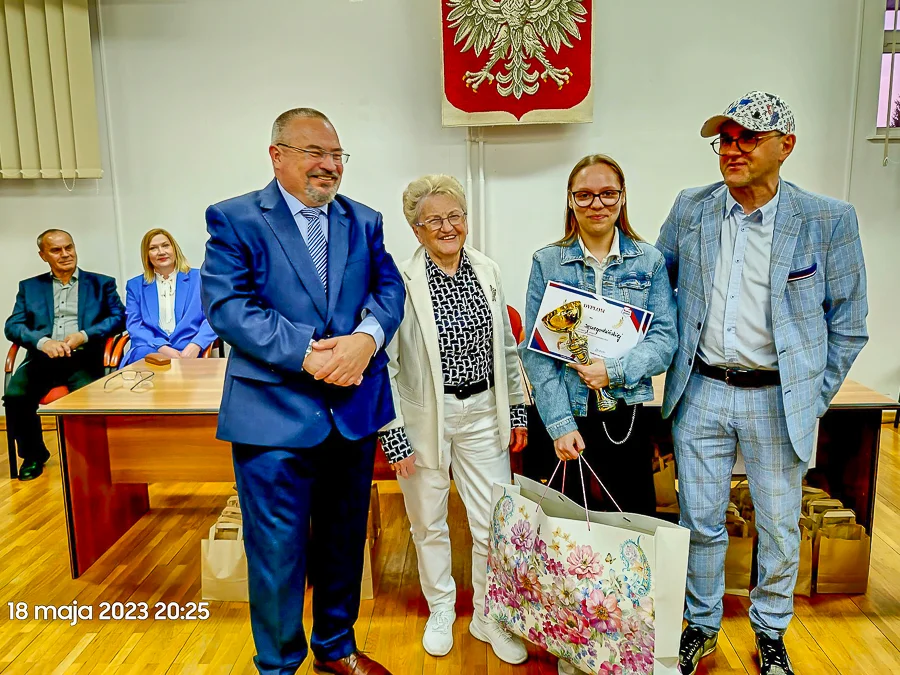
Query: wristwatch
304,341,314,359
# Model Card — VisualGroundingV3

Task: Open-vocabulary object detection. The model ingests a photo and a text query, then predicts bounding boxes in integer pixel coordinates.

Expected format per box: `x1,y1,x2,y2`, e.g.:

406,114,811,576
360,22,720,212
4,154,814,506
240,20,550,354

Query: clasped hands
158,343,202,360
303,332,376,387
40,332,87,358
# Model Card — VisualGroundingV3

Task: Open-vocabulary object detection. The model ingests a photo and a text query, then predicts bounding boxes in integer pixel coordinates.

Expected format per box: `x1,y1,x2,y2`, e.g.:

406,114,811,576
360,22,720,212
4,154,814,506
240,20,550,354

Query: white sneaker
558,659,581,674
422,607,455,657
469,615,528,664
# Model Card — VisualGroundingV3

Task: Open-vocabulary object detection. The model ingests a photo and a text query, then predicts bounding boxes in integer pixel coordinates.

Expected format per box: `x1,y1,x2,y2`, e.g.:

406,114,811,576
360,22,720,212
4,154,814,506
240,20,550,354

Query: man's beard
304,172,340,206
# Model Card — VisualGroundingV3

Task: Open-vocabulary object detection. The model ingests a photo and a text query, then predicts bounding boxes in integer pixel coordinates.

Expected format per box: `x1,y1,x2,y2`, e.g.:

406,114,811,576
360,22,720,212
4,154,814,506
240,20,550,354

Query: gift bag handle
535,454,623,531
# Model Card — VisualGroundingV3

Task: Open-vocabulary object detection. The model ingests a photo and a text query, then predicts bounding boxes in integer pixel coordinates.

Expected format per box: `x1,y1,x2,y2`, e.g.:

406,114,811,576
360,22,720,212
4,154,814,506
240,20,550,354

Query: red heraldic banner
441,0,593,126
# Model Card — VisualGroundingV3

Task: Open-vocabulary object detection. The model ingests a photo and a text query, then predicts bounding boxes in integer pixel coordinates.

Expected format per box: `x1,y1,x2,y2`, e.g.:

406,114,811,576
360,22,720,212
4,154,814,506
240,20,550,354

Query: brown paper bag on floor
653,453,678,511
795,517,815,597
201,522,249,602
724,504,755,596
367,483,381,543
815,522,871,594
360,537,374,601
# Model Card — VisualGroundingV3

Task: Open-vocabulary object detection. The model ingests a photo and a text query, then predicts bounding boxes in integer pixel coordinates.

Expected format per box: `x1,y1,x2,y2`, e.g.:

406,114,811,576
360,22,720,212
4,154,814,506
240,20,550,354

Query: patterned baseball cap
700,91,796,138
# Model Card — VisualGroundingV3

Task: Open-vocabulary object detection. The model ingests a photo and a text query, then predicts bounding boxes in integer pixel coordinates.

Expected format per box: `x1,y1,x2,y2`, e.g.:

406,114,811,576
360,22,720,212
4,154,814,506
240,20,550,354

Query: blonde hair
401,174,468,227
558,154,642,245
141,228,190,282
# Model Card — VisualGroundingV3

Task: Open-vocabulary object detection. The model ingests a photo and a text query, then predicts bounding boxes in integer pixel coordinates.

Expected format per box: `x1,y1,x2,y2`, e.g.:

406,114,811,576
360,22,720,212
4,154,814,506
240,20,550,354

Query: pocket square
787,263,817,282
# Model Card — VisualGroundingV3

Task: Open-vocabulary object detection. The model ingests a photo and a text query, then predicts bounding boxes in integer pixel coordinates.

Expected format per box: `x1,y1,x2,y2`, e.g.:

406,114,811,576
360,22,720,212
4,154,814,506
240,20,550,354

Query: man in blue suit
4,229,125,480
201,108,404,675
657,92,868,675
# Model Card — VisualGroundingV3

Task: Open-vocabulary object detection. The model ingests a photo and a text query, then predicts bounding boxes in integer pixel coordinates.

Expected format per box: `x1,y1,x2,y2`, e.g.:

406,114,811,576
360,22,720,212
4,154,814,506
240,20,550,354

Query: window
878,1,900,129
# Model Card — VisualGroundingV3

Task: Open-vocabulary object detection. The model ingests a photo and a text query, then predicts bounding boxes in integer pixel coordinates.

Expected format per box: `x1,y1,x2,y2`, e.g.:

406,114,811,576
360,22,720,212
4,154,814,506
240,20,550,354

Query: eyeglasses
710,131,781,156
570,190,624,208
104,370,154,392
276,143,350,165
415,212,467,232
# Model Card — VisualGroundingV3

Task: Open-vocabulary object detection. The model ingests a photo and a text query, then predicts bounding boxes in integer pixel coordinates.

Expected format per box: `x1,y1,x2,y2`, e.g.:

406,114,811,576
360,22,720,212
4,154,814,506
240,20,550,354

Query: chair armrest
5,343,20,375
202,338,223,359
109,332,130,369
103,334,121,369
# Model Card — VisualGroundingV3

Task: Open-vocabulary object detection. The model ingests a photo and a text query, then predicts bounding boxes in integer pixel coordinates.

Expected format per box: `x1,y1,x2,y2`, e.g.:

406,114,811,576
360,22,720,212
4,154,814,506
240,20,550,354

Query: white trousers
398,389,511,614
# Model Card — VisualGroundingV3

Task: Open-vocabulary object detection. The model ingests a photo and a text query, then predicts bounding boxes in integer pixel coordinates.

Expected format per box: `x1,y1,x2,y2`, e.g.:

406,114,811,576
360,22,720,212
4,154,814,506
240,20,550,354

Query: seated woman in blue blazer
120,228,217,367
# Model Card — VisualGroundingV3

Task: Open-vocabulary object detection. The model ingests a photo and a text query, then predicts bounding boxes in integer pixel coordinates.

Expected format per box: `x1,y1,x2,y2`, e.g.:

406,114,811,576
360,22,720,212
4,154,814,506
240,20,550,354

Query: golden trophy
541,301,617,412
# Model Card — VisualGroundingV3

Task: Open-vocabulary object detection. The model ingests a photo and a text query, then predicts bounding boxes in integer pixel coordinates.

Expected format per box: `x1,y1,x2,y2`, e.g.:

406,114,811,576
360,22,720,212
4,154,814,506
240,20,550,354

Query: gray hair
37,229,72,249
402,174,468,227
271,108,331,144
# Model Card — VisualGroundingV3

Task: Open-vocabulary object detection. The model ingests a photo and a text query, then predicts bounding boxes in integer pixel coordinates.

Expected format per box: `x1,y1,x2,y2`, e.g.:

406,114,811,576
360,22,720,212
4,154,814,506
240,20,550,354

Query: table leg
58,415,150,577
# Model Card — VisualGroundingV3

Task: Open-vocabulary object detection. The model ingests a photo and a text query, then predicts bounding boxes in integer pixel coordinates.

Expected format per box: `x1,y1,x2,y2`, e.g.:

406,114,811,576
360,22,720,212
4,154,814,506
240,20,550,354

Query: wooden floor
2,428,900,674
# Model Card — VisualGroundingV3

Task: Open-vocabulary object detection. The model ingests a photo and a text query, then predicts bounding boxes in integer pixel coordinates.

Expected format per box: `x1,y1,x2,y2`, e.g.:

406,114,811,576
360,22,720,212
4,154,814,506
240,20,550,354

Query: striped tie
300,208,328,292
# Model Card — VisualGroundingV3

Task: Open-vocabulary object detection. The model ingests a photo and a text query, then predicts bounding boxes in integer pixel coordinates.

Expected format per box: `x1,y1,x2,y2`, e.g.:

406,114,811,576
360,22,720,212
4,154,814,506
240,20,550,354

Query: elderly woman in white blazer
379,174,528,664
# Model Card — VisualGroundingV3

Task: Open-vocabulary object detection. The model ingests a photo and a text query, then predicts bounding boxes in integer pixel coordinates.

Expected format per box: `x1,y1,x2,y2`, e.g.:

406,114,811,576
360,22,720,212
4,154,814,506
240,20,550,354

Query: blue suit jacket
656,180,868,462
4,270,125,362
200,180,405,449
121,268,218,367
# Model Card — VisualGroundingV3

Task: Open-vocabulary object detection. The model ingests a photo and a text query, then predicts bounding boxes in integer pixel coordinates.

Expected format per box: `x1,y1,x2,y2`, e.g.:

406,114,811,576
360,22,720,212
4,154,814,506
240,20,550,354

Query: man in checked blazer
656,91,868,675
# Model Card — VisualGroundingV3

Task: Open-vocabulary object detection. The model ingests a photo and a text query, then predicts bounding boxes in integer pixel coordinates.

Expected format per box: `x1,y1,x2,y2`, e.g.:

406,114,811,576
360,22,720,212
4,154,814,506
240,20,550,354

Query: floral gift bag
484,466,690,675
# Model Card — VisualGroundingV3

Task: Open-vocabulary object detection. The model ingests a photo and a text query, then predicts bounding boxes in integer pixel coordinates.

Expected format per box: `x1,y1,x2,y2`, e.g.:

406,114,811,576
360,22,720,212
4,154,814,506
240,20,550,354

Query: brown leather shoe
313,651,392,675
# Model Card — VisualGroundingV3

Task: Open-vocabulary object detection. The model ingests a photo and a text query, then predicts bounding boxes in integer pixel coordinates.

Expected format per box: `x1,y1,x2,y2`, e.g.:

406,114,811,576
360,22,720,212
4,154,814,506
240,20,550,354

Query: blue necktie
300,208,328,293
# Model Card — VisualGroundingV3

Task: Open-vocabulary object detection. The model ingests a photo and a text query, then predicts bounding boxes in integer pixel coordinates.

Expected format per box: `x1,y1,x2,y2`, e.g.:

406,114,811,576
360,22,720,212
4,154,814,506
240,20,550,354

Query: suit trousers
398,389,511,616
673,372,805,639
233,430,376,675
3,351,102,462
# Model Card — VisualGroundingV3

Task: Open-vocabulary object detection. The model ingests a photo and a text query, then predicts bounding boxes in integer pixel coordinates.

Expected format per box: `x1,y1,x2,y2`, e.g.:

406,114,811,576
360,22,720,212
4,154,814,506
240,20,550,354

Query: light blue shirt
698,186,780,370
276,181,384,351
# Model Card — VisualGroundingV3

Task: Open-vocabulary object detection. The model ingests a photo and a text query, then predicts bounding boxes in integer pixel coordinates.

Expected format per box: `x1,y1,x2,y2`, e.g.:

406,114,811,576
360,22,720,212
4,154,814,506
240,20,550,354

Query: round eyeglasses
710,131,781,156
415,212,467,232
570,190,624,208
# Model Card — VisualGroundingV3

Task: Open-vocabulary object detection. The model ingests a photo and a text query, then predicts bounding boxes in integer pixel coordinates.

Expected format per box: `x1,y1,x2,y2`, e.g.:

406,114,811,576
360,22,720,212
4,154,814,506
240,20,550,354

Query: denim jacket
520,233,677,440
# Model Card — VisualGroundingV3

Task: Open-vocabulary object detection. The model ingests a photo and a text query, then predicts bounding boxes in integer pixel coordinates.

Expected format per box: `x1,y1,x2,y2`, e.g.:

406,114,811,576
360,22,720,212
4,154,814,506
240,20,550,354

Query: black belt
694,359,780,388
444,375,494,400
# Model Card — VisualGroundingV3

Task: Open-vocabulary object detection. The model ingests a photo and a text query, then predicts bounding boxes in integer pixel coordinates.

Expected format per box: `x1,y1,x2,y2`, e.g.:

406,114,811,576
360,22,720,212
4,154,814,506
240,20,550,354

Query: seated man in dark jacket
4,229,125,480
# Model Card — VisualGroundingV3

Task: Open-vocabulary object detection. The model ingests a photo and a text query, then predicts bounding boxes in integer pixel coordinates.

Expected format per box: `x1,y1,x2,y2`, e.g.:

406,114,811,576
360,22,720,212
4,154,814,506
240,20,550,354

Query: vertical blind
0,0,102,179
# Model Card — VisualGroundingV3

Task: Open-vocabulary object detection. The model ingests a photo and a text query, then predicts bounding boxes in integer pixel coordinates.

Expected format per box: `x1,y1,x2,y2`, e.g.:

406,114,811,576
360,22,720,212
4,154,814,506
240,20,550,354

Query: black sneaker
678,625,718,675
756,634,794,675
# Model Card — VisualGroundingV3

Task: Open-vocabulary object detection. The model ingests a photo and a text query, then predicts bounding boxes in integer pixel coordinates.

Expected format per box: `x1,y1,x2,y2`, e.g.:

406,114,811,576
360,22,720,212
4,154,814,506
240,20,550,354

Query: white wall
847,0,900,397
2,0,893,394
0,2,120,364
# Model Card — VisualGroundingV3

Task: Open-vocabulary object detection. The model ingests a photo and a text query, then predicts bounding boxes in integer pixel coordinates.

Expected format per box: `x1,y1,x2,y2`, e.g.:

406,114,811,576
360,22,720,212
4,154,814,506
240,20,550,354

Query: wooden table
40,360,899,578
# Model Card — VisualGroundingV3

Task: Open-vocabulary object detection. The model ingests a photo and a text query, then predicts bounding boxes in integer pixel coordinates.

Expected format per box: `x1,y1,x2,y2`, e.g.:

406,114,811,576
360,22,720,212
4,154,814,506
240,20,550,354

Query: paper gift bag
653,453,678,513
201,522,249,602
367,483,382,543
360,537,374,601
724,504,755,597
729,481,754,523
217,505,242,525
794,517,815,597
485,467,690,675
815,522,871,594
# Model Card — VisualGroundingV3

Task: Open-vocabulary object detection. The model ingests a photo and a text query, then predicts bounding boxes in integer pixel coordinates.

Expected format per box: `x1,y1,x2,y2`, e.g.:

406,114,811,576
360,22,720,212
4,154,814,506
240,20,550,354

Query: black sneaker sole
681,640,718,675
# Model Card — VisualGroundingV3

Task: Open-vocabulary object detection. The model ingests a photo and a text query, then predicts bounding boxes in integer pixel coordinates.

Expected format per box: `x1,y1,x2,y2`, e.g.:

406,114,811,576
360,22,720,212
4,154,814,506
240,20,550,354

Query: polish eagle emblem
446,0,588,99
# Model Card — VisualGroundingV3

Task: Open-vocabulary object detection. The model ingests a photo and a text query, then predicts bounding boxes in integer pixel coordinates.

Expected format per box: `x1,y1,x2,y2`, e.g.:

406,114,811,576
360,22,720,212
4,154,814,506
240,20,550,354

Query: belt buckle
455,386,470,400
724,368,736,385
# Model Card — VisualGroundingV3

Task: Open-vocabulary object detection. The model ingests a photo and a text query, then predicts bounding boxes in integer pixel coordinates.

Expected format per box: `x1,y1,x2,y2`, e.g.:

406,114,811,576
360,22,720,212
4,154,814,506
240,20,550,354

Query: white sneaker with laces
469,615,528,664
422,607,455,657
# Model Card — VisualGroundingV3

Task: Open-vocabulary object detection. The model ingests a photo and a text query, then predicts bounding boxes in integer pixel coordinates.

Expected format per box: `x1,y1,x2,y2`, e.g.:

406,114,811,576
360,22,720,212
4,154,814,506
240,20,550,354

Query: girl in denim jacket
520,154,677,516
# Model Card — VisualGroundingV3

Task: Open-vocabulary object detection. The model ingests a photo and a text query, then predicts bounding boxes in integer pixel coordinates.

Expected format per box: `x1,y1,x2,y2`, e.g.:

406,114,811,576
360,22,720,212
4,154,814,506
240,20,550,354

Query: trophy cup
541,301,617,412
